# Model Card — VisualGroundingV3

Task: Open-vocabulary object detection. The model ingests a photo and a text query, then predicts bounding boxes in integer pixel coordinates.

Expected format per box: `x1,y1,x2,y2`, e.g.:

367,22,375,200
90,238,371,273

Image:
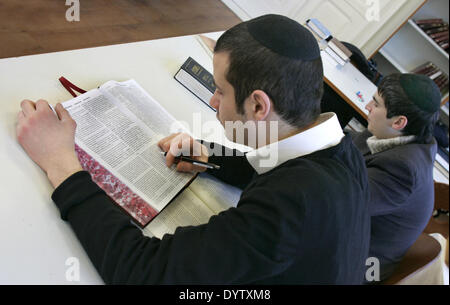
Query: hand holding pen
157,133,220,173
160,151,220,170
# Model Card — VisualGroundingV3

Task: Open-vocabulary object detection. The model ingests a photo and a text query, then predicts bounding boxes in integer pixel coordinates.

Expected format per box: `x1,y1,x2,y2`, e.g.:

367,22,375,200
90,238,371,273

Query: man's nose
209,90,220,110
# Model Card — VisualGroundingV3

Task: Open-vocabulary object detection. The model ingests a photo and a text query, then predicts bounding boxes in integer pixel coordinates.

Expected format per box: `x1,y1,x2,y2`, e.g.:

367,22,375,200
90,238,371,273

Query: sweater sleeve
201,141,256,189
51,170,288,284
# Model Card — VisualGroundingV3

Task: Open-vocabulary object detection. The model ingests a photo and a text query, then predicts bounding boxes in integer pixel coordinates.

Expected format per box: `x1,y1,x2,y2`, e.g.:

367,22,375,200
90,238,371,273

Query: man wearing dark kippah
17,15,371,284
351,73,441,282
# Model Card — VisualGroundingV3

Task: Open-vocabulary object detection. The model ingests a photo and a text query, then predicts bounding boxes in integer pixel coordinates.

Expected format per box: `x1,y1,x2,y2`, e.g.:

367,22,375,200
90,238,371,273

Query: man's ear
246,90,272,121
391,115,408,131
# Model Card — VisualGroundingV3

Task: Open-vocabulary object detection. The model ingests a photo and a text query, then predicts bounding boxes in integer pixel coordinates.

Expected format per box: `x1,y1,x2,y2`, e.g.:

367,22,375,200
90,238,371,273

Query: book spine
423,66,438,76
437,78,447,89
440,80,449,93
415,18,444,25
424,66,439,77
430,30,449,39
413,62,449,95
329,37,352,58
414,64,435,75
325,47,346,66
418,23,446,30
426,26,449,35
434,74,446,87
429,70,443,80
434,35,449,43
439,41,449,49
328,41,350,62
412,62,434,74
182,57,216,94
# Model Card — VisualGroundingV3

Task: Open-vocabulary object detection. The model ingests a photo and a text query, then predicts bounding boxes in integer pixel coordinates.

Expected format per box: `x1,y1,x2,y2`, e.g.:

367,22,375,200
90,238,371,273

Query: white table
0,31,379,284
0,31,245,284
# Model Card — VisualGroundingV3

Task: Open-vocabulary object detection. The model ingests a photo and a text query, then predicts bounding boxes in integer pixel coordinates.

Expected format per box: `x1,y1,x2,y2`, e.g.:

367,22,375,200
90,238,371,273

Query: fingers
164,149,178,168
54,103,71,121
176,161,195,173
158,133,180,152
20,99,36,117
168,135,193,156
158,133,194,168
35,99,55,115
176,161,206,173
158,133,209,173
21,99,54,117
17,111,25,123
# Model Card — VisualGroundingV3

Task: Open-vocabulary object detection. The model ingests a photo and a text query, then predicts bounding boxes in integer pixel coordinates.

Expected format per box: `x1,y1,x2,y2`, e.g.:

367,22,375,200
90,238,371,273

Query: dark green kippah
246,14,320,61
399,74,441,113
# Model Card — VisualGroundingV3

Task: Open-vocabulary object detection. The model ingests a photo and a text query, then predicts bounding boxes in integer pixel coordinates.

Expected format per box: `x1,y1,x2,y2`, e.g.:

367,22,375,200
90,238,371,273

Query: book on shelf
174,57,216,112
412,62,435,75
425,26,449,35
435,74,447,87
440,80,449,96
412,62,449,97
434,35,449,43
59,79,239,233
415,18,444,25
418,22,447,31
428,69,442,80
430,30,449,39
439,41,449,49
414,19,449,52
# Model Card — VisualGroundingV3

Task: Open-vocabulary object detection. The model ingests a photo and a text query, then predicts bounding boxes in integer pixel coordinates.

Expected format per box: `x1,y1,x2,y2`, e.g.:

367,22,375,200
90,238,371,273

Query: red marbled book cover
75,144,159,227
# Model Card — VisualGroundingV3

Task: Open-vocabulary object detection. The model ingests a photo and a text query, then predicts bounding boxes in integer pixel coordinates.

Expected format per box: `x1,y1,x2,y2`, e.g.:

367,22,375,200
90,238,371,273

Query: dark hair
378,73,439,144
214,22,324,129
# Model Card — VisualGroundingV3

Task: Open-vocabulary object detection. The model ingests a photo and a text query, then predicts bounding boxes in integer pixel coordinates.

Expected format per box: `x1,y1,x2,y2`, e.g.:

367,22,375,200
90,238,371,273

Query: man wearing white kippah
351,73,441,282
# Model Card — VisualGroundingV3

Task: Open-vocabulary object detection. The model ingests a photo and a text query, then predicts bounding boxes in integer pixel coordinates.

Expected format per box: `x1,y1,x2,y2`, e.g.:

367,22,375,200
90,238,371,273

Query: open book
62,79,242,235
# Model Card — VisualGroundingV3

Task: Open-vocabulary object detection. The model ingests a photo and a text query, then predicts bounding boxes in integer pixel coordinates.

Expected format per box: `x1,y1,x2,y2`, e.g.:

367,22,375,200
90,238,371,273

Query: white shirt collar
245,113,345,175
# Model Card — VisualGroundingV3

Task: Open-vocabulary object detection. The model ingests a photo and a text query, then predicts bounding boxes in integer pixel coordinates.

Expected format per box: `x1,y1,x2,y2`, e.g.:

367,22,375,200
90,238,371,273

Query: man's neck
255,117,321,149
279,120,320,141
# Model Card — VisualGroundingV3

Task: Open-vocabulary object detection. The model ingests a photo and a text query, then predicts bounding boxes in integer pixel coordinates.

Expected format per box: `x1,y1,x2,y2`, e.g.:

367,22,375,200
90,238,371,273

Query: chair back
382,233,441,284
434,182,449,211
424,182,449,239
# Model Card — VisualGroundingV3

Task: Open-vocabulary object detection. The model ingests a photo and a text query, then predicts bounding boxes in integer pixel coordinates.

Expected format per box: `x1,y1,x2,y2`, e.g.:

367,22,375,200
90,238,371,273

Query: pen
160,151,221,170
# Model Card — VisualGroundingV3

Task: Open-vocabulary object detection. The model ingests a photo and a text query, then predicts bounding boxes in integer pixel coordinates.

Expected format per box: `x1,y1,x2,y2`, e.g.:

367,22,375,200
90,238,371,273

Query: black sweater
52,134,370,284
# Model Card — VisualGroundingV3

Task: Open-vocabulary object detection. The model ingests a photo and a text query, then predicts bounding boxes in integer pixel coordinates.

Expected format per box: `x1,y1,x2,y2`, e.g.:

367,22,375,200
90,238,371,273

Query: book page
99,79,186,137
142,188,215,239
62,84,194,226
188,173,242,214
142,173,242,238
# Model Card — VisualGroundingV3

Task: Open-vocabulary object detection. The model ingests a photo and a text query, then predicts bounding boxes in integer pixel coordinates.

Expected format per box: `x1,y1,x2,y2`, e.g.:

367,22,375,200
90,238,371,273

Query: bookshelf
407,20,449,60
374,0,449,106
